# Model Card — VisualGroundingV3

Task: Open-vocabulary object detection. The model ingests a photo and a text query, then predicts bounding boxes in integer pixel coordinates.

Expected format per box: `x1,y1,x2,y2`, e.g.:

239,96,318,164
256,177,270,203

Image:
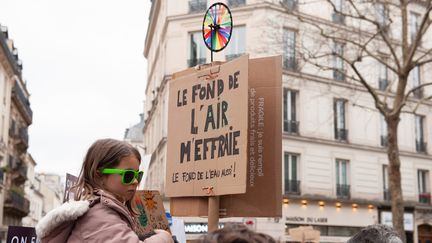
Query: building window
410,66,422,98
415,115,427,153
281,0,298,11
383,165,390,201
375,3,388,30
226,26,246,61
188,32,207,67
336,159,350,199
380,114,388,147
283,29,297,71
418,170,430,204
227,0,245,7
378,61,388,91
283,89,299,134
331,0,345,24
334,99,347,141
410,12,420,43
333,42,345,81
284,153,300,195
189,0,207,13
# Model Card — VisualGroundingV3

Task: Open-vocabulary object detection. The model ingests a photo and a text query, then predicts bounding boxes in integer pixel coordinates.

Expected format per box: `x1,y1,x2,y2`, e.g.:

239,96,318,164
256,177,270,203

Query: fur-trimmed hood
36,200,90,240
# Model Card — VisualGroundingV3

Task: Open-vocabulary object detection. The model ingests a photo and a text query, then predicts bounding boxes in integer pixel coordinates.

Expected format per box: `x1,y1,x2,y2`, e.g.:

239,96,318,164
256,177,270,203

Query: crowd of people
34,138,402,243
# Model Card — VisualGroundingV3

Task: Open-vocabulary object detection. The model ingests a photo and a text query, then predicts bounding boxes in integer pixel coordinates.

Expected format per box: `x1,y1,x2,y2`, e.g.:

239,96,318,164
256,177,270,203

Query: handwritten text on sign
166,56,248,197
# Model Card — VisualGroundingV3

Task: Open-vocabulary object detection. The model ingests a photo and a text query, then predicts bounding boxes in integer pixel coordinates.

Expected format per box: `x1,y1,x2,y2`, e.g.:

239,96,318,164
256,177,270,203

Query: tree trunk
386,115,406,243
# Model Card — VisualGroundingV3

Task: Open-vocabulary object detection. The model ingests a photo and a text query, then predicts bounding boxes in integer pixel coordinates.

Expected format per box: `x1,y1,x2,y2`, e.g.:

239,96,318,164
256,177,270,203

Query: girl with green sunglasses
36,139,173,243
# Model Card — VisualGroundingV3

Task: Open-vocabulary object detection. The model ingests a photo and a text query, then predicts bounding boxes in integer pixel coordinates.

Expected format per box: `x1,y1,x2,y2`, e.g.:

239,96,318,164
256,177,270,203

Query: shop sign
184,223,224,234
286,216,328,224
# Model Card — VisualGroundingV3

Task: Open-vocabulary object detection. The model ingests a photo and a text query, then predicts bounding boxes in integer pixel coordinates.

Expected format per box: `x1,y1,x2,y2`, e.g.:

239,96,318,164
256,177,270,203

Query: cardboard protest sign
166,55,249,197
289,226,320,242
7,226,39,243
63,173,78,203
170,55,282,217
133,190,170,234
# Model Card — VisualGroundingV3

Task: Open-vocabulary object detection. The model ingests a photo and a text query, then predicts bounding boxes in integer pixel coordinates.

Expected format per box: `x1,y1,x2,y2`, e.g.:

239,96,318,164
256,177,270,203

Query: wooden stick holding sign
208,196,220,232
203,186,219,232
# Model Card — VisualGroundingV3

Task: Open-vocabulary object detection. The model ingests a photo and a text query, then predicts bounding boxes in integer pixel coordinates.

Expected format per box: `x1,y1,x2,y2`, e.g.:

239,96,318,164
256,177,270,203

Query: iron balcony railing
335,128,348,141
17,127,29,150
336,184,350,199
12,83,33,124
283,57,298,71
189,0,207,13
284,120,299,134
383,188,391,201
188,58,206,67
379,78,388,91
15,161,27,183
416,141,427,153
281,0,298,11
332,12,345,24
419,192,431,204
4,190,30,217
413,89,423,99
228,0,246,7
333,70,345,81
381,135,388,147
284,180,301,195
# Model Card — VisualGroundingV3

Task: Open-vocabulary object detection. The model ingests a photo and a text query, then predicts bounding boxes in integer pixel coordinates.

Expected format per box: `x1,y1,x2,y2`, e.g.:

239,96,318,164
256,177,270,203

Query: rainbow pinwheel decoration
202,2,233,62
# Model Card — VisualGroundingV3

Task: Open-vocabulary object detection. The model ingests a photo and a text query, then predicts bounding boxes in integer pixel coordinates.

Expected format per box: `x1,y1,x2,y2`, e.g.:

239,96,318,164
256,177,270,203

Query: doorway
418,224,432,243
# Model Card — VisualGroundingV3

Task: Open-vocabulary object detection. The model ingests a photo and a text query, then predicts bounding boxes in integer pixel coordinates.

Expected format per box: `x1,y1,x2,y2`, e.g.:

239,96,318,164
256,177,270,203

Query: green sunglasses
101,168,144,185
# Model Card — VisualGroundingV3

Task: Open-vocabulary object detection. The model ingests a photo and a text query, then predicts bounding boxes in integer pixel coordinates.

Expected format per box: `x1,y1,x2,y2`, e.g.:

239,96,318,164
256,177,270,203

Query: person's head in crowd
74,138,143,210
347,224,403,243
199,223,276,243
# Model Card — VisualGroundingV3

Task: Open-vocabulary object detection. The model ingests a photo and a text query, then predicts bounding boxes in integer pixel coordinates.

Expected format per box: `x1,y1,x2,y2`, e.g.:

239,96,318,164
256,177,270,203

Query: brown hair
73,138,141,211
199,223,276,243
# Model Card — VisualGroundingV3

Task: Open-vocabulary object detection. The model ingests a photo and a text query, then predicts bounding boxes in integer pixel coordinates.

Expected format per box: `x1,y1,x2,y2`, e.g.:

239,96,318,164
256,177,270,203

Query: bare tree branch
404,1,432,69
393,81,432,115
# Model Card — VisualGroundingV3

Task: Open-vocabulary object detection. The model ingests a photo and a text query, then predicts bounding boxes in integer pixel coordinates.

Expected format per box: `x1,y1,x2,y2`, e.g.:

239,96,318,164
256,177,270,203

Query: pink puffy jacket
36,190,173,243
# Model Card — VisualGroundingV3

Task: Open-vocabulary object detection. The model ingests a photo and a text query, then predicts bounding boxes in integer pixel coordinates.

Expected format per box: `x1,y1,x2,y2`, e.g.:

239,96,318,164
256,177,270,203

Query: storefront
282,200,378,242
378,207,414,242
415,208,432,243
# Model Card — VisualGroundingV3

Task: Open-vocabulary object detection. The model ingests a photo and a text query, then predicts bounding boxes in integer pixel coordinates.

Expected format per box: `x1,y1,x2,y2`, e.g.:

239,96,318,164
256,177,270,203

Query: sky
0,0,152,177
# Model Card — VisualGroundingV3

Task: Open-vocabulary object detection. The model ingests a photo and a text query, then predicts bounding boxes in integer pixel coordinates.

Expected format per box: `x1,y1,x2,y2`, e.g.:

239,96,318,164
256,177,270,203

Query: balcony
11,83,33,125
332,12,345,24
189,0,207,13
283,57,298,71
333,70,345,81
383,188,391,201
8,126,18,139
17,127,29,151
381,135,388,147
413,89,423,99
336,184,350,199
228,0,246,7
379,78,388,91
416,141,427,153
284,120,299,134
226,54,243,62
13,162,27,184
284,180,300,195
8,157,27,185
335,128,348,141
4,190,30,217
281,0,298,11
188,58,206,67
419,192,431,204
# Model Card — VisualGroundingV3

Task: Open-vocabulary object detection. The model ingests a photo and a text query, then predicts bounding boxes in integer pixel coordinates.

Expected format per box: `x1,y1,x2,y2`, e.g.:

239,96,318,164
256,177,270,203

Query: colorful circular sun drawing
202,2,233,52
